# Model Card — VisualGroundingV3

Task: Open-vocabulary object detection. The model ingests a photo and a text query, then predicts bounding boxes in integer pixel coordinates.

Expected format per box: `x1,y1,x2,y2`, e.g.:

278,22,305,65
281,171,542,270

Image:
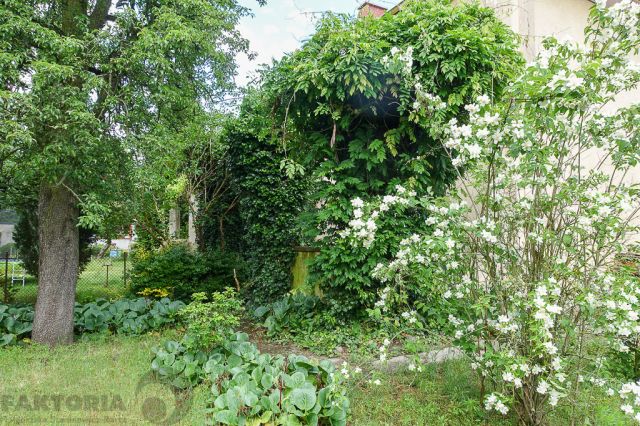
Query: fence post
123,251,128,288
3,252,9,304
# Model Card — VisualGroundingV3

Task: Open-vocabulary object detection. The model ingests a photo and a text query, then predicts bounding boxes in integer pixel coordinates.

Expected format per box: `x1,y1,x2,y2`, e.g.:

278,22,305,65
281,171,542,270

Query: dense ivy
201,95,309,306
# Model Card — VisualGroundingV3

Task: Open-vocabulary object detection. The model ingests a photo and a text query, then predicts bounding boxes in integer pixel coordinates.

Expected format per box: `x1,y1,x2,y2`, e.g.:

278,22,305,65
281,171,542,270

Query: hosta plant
74,297,185,335
252,293,320,337
0,297,185,347
343,2,640,425
0,304,34,346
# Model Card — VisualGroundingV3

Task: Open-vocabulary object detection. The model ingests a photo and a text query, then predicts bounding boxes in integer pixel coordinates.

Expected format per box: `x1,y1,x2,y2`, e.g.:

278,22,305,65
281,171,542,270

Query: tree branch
89,0,113,30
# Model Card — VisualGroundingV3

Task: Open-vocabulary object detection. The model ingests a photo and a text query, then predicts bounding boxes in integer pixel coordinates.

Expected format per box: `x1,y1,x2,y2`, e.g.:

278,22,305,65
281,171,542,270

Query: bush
178,289,243,351
129,243,245,301
151,332,350,425
343,3,640,424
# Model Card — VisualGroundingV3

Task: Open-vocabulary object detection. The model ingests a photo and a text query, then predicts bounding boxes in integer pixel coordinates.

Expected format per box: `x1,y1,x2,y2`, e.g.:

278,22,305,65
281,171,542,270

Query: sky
235,0,398,86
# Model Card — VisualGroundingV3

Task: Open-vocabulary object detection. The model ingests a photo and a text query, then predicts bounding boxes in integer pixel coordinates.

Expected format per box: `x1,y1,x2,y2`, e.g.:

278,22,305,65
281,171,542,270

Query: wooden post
168,208,180,239
188,194,198,248
104,262,110,287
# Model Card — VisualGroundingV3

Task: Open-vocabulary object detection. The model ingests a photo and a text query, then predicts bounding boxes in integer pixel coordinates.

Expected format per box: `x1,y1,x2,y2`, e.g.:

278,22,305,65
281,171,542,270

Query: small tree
345,2,640,424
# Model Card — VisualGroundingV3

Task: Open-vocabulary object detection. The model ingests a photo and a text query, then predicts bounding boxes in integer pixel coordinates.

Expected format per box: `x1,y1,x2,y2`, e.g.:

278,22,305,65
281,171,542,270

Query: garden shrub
136,287,171,299
178,289,243,351
129,243,245,301
151,332,350,425
342,2,640,424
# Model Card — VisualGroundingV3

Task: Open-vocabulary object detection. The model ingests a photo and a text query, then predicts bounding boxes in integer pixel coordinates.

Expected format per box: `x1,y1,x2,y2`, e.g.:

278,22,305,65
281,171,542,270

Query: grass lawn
10,258,129,305
0,332,631,425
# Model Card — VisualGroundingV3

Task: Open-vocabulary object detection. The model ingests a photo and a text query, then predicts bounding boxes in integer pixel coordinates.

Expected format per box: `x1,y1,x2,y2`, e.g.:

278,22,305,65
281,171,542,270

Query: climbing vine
263,0,523,316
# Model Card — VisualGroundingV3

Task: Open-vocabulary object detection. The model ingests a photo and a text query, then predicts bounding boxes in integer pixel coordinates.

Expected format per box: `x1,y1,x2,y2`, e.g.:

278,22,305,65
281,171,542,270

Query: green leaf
290,388,317,412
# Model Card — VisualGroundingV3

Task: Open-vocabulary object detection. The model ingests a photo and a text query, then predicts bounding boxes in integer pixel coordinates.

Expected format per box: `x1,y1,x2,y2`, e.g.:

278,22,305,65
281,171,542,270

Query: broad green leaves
152,332,349,425
0,297,184,347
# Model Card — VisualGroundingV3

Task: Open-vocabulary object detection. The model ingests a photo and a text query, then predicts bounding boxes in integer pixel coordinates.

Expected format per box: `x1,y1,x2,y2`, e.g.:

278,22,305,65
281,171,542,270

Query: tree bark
32,184,79,346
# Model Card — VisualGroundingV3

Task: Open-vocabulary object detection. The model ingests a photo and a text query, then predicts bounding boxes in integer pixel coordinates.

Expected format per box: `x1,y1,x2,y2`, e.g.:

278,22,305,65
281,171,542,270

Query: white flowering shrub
344,2,640,425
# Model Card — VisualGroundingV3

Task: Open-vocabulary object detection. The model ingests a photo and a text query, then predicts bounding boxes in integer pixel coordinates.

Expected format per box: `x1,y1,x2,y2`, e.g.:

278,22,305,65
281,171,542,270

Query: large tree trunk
32,184,79,346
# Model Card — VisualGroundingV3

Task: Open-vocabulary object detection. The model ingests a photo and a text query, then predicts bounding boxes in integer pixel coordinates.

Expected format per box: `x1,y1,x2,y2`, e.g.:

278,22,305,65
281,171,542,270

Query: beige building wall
483,0,591,61
483,0,640,237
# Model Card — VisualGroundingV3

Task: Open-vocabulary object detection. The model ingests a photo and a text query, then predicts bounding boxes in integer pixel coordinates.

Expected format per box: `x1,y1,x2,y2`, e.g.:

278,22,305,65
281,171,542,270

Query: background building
0,210,17,252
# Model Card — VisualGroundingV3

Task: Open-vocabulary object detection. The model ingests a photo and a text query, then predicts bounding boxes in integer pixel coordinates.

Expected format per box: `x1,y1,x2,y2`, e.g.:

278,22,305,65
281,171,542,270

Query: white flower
546,304,562,315
537,380,549,395
373,379,381,386
351,197,364,208
621,404,634,415
477,94,490,106
543,341,558,355
480,230,498,243
565,73,584,90
495,401,509,415
466,143,482,158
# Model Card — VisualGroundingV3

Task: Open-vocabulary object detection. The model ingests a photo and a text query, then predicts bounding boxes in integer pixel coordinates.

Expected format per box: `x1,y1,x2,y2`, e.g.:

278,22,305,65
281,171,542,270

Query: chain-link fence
2,251,129,305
